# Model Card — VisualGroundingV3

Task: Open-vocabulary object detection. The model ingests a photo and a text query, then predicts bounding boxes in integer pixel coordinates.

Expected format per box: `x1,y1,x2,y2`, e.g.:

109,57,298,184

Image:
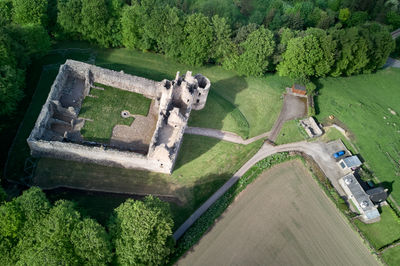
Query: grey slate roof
343,156,362,168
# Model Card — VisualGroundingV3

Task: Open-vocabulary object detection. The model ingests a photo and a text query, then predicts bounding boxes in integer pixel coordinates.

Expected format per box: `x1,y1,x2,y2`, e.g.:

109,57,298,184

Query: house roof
341,174,375,212
366,187,388,203
293,84,306,91
343,156,362,168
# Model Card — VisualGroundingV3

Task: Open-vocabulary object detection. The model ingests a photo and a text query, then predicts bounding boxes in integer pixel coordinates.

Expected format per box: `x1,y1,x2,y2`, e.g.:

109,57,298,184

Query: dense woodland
1,0,399,264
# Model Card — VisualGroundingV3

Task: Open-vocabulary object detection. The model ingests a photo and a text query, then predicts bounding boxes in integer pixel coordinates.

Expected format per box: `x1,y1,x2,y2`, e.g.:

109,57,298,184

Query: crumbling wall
28,60,211,175
28,140,172,174
65,60,162,98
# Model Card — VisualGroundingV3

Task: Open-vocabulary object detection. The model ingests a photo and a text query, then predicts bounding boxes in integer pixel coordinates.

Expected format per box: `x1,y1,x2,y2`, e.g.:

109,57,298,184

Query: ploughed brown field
178,160,380,266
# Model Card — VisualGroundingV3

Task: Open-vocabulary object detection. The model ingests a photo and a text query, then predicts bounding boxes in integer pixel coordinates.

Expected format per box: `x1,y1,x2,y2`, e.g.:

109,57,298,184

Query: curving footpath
185,127,270,144
173,140,346,240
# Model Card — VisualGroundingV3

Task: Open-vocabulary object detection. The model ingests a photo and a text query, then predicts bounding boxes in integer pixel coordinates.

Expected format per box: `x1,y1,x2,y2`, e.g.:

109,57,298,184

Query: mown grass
5,43,283,228
96,48,290,138
354,206,400,250
382,245,400,266
275,120,308,145
35,136,262,228
79,83,151,142
316,68,400,204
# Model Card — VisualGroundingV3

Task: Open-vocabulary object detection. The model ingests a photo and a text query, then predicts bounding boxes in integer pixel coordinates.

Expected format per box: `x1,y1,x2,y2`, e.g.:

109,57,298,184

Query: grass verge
275,120,308,145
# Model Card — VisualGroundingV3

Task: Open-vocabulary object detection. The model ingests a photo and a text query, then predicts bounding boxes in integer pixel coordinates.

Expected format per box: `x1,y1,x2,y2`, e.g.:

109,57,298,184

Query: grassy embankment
5,43,289,227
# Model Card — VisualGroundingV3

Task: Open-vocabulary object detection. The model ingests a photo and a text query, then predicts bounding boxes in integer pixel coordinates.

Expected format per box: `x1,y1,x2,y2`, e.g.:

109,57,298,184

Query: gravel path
185,127,270,144
173,140,347,240
268,93,307,142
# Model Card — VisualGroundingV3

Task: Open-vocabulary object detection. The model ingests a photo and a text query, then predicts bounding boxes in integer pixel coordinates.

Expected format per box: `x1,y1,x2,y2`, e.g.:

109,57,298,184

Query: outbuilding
338,155,362,172
291,84,307,95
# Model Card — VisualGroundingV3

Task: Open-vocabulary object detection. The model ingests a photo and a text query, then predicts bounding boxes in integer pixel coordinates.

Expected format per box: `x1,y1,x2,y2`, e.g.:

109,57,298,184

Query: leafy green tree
235,26,276,76
211,15,233,64
330,27,369,76
233,23,257,44
121,4,141,49
15,200,81,265
71,218,112,266
347,11,369,26
80,0,110,47
153,6,185,58
109,196,174,266
18,24,51,58
339,8,351,23
57,0,83,37
0,0,13,23
386,10,400,29
0,201,23,241
0,64,24,116
277,29,335,82
360,23,395,72
12,0,47,26
181,13,213,66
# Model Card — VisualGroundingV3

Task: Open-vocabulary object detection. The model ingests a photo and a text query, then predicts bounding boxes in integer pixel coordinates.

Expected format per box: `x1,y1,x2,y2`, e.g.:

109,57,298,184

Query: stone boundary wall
66,60,162,98
28,60,211,175
29,64,72,140
28,139,171,173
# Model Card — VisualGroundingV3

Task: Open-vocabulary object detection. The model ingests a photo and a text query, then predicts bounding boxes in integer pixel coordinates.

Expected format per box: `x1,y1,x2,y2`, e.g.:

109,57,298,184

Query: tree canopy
109,196,174,265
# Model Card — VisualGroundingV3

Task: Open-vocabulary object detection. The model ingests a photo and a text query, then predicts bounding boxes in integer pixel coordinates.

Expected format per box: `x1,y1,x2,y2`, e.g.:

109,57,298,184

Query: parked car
333,150,345,158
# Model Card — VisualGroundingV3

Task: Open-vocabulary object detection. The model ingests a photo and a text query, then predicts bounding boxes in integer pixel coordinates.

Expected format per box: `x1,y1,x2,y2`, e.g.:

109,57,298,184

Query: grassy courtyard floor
315,68,400,204
79,83,151,142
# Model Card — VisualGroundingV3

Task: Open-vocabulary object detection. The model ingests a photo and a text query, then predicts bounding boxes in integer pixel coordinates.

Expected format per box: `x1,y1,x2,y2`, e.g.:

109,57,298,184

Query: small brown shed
291,84,307,95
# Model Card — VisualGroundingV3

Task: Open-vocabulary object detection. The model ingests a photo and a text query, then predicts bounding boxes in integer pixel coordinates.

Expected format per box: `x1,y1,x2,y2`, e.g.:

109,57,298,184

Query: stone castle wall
28,60,211,174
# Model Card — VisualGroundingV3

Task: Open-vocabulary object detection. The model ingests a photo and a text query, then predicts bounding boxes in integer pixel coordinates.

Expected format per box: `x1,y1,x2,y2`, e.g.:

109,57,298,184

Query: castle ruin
27,60,210,174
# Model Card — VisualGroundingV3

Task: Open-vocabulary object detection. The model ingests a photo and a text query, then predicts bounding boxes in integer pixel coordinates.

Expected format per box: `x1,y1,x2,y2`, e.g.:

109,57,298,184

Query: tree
109,196,174,266
153,6,185,58
121,4,141,49
277,29,335,82
57,0,83,37
0,0,13,24
80,0,111,47
211,15,234,64
12,0,47,26
180,13,213,66
360,23,395,72
330,27,369,76
339,8,351,23
71,218,112,266
235,26,276,76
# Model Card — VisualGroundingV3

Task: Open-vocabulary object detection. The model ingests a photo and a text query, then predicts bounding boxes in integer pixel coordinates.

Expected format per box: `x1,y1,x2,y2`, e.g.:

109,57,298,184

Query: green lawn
5,43,286,228
96,48,290,138
316,68,400,204
79,83,151,142
275,120,308,145
35,136,262,228
382,245,400,266
354,206,400,250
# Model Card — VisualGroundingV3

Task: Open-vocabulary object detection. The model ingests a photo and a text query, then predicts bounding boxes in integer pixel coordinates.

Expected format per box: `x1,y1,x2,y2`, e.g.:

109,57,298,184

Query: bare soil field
178,160,380,266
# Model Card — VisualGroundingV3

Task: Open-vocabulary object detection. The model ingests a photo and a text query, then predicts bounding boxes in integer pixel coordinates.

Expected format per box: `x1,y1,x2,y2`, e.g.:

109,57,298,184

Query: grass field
382,245,400,266
316,68,400,204
178,160,379,266
35,136,262,227
5,42,289,226
354,206,400,250
318,127,357,154
275,120,308,145
79,83,151,142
